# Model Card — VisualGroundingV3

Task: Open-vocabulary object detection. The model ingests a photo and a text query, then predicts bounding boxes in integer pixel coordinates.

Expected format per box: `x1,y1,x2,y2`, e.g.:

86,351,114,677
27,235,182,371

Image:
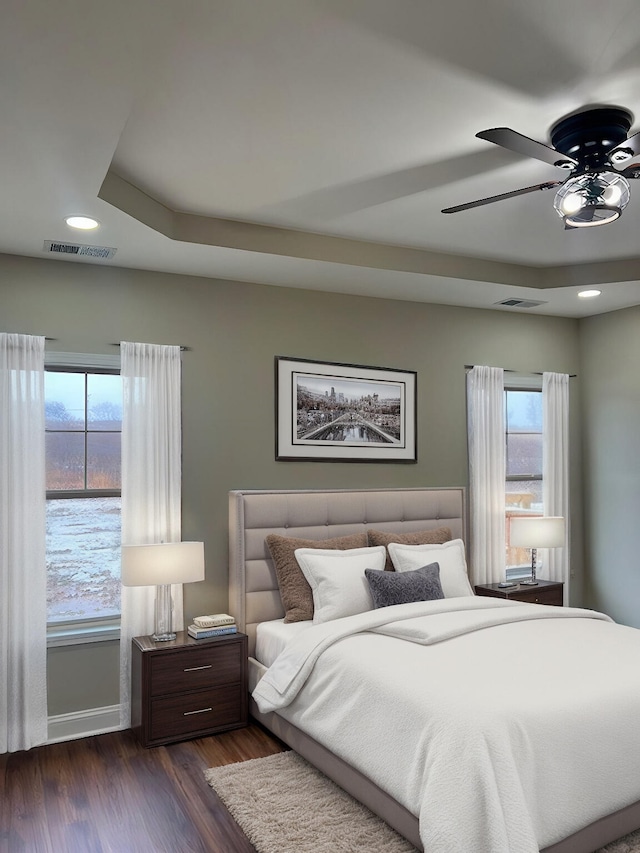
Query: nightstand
131,630,248,747
474,579,564,606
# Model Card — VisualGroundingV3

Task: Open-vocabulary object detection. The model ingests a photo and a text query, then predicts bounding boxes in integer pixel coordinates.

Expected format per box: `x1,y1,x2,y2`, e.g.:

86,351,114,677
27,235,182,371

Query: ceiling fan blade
609,130,640,161
477,128,577,169
620,163,640,179
442,181,563,214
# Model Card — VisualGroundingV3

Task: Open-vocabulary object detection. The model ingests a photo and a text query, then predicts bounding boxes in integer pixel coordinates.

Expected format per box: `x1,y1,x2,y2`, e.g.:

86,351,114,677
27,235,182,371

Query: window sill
47,619,121,647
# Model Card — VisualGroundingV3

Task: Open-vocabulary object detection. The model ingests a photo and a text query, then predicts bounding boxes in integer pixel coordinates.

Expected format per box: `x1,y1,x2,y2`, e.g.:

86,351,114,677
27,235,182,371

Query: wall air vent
43,240,117,260
495,298,547,309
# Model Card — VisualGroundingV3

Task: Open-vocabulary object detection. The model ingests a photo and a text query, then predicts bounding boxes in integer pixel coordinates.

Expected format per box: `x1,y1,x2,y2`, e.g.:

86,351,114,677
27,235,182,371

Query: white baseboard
47,704,122,744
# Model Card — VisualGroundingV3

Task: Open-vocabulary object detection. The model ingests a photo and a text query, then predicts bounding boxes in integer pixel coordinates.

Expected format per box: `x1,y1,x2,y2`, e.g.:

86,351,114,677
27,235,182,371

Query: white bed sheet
253,597,640,853
255,618,312,668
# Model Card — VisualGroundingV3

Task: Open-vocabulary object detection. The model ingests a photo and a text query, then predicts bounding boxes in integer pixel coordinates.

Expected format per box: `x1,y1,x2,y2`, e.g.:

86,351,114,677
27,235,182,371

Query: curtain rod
109,343,191,352
43,338,192,351
465,365,576,378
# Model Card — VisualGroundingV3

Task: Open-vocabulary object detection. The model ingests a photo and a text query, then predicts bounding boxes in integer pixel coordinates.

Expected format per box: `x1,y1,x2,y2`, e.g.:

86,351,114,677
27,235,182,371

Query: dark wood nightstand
131,630,248,748
474,579,564,606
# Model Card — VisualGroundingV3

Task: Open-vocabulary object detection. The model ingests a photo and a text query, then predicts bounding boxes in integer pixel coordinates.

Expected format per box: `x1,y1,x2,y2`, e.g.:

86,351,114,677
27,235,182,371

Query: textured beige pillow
266,532,368,623
367,526,452,571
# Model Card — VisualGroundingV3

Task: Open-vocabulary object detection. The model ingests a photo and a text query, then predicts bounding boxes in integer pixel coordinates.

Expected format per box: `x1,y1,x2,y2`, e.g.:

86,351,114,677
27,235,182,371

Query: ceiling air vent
43,240,117,260
495,298,547,309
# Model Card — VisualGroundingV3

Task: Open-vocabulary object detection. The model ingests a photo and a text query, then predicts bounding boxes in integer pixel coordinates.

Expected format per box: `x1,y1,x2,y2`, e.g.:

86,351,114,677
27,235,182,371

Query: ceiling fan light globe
560,192,584,215
596,172,630,207
554,171,630,225
602,183,622,206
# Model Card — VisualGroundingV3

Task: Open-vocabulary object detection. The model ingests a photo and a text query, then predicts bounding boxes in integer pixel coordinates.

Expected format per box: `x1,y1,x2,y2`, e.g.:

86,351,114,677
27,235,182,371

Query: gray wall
579,305,640,628
0,252,583,715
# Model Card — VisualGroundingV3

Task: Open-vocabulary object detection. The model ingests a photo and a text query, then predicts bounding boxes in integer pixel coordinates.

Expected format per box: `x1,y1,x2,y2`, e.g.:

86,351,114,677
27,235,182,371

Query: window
45,355,122,636
505,387,542,575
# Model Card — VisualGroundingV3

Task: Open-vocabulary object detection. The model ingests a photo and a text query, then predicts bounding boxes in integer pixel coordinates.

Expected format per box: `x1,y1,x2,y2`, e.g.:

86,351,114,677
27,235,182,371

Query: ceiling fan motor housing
550,107,634,172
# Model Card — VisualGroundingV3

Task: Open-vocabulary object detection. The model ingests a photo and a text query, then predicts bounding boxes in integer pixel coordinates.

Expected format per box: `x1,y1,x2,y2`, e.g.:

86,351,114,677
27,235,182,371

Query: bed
228,487,640,853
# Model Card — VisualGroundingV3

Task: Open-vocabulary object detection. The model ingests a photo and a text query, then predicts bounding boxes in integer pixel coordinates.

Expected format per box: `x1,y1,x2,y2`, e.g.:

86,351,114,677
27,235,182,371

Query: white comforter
252,597,640,853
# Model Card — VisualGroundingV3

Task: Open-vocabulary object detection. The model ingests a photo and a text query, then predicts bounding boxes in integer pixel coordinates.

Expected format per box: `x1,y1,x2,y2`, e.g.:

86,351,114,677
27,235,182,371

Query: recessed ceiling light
65,215,99,230
578,289,602,299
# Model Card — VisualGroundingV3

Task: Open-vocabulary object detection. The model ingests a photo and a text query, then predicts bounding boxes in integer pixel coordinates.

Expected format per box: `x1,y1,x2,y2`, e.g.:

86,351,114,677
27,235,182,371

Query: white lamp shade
510,517,565,549
121,541,205,586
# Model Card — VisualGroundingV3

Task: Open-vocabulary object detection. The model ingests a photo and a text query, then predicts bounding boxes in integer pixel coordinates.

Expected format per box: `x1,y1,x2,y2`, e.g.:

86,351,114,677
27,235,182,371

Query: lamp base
152,630,177,642
153,584,176,642
520,549,538,586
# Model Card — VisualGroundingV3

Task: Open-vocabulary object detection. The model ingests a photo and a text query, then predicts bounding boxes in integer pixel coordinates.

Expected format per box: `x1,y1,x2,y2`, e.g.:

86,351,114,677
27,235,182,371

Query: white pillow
387,539,474,598
295,546,386,624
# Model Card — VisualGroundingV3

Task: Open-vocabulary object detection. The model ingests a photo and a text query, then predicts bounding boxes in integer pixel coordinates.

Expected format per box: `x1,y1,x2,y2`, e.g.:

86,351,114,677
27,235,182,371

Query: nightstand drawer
516,587,562,606
149,684,244,741
149,643,242,696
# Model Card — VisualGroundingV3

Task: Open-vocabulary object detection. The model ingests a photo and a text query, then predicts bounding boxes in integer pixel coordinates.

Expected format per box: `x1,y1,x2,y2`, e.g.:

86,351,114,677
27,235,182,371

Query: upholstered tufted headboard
228,487,467,656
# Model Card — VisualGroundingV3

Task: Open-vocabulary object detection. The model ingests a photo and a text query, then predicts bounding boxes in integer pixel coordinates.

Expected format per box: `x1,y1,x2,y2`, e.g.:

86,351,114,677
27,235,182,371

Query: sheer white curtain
543,372,570,598
0,334,48,752
467,366,506,585
119,342,182,729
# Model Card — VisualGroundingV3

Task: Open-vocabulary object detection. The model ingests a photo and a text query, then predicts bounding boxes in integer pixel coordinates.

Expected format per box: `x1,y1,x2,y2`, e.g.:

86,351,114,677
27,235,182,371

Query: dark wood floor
0,723,287,852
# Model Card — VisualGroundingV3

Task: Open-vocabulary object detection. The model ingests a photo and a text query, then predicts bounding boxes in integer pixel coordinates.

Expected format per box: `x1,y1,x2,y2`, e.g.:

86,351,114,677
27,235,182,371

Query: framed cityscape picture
275,356,417,462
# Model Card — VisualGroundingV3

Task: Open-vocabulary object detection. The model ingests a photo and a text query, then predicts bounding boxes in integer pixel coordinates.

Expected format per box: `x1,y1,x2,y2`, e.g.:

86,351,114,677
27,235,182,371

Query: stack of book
187,613,237,639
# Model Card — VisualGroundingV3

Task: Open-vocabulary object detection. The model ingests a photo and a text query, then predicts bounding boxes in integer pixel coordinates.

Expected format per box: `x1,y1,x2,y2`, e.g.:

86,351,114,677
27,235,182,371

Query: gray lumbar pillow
364,562,444,609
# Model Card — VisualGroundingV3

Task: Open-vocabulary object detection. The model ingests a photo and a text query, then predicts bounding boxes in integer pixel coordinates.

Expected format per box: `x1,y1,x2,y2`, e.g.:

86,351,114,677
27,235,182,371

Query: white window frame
45,352,121,647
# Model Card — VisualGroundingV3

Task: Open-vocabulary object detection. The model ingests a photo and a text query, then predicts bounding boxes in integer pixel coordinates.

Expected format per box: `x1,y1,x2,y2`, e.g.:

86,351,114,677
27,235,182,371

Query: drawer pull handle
183,707,212,716
183,664,213,672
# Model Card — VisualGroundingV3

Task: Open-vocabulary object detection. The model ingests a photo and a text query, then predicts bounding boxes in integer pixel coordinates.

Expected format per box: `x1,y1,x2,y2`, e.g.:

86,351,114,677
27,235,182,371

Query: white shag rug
205,750,640,853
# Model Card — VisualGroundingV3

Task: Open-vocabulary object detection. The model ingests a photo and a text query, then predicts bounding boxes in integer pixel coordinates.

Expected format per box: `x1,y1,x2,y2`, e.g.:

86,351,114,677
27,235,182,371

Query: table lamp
121,541,205,641
509,516,565,586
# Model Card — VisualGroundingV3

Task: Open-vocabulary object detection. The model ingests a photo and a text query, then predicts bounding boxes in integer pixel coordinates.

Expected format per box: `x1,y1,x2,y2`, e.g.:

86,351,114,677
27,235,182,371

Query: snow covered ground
46,497,121,621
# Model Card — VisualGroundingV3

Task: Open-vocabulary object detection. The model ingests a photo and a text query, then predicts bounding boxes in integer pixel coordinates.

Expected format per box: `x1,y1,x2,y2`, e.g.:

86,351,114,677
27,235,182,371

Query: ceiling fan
442,106,640,228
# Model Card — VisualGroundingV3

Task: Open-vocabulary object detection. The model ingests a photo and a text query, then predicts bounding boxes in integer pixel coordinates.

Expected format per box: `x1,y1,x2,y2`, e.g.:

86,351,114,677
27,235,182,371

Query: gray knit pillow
364,562,444,609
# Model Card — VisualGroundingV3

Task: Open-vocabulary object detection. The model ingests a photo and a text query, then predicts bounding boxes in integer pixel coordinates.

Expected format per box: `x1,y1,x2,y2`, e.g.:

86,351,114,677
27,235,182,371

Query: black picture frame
275,356,417,462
